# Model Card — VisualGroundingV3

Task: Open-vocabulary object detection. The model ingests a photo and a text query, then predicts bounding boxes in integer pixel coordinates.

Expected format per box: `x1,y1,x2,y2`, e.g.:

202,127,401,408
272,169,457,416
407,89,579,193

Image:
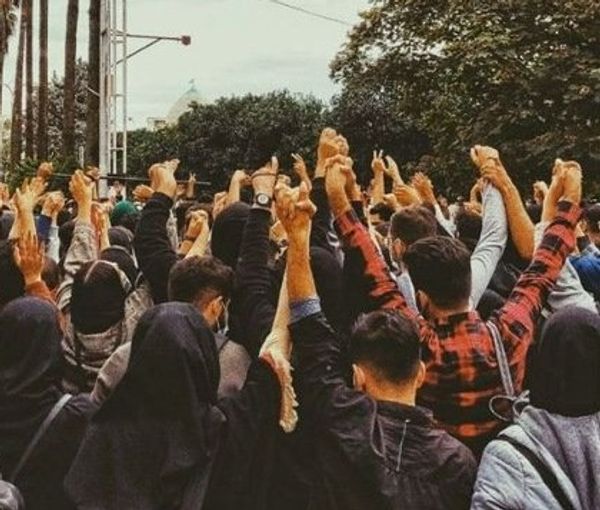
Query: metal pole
99,0,109,196
122,0,128,177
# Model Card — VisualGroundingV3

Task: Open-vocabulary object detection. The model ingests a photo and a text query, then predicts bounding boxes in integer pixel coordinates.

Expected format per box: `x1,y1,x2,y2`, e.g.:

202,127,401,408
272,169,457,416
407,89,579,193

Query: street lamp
98,0,191,197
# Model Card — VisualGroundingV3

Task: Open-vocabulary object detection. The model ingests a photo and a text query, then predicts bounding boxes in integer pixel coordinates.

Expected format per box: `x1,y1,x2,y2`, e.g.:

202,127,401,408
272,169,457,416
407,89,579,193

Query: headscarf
0,298,63,473
101,246,138,286
65,303,225,509
70,260,129,334
110,200,137,227
211,202,250,268
530,307,600,416
108,226,134,254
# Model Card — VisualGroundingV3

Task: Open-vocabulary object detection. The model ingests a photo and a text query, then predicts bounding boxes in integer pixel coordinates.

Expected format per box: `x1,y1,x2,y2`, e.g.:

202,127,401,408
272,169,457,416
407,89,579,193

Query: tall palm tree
0,1,19,121
24,0,33,159
10,1,26,169
63,0,78,159
86,0,100,165
37,0,47,159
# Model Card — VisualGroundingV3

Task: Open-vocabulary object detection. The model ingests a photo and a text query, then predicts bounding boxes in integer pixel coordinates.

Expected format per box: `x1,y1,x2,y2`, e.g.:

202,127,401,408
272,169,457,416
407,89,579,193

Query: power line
268,0,353,27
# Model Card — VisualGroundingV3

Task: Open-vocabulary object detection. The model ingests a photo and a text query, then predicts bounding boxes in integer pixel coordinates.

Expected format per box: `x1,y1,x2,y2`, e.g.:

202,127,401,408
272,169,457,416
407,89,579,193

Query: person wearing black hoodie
0,298,96,510
276,179,477,510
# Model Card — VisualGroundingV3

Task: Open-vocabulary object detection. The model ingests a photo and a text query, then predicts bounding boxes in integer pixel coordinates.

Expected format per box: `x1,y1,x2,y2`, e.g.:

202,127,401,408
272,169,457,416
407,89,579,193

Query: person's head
349,310,425,403
389,206,437,265
582,203,600,236
0,297,63,404
108,226,134,254
530,307,600,416
526,203,542,225
0,240,25,310
58,219,76,259
210,202,250,269
70,260,131,334
369,203,395,226
168,255,234,330
455,209,482,252
42,256,61,292
101,246,138,286
110,200,138,228
404,236,472,316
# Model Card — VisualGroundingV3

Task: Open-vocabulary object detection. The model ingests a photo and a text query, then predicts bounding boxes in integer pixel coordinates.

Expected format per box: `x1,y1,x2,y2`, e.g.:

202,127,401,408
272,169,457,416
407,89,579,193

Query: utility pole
98,0,190,196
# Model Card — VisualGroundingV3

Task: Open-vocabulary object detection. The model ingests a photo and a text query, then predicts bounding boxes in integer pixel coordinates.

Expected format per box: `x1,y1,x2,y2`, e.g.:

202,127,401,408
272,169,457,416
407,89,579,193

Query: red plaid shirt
334,201,580,450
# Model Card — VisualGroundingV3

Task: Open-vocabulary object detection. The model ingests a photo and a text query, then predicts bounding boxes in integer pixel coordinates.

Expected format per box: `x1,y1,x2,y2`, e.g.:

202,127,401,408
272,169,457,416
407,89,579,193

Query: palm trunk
37,0,48,160
25,0,33,159
63,0,79,159
86,0,100,165
10,5,26,170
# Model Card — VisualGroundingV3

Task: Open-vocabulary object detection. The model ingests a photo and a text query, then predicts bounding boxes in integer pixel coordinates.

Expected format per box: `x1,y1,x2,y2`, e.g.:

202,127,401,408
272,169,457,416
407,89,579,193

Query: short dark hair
349,309,421,383
168,255,234,306
404,236,472,308
584,204,600,233
390,206,437,246
370,203,395,223
455,210,482,253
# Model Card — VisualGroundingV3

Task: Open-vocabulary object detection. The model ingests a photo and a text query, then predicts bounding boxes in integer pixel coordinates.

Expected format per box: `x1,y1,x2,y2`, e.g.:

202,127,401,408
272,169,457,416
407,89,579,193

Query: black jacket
291,313,477,510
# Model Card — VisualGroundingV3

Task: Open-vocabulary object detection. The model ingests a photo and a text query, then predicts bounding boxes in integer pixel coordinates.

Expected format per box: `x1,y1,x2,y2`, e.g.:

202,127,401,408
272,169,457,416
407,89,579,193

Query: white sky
3,0,370,128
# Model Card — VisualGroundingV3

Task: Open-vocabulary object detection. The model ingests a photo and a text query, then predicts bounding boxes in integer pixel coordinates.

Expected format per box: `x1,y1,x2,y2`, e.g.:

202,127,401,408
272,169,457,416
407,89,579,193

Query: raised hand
252,157,279,198
37,161,54,181
275,182,316,242
133,184,154,203
556,159,582,205
384,155,403,185
13,231,44,286
411,172,436,204
371,150,386,176
186,210,210,241
470,145,511,191
41,191,65,221
291,153,312,192
317,128,340,173
14,180,39,214
533,181,549,205
0,183,9,209
149,159,179,198
212,191,228,219
69,170,93,206
393,184,422,207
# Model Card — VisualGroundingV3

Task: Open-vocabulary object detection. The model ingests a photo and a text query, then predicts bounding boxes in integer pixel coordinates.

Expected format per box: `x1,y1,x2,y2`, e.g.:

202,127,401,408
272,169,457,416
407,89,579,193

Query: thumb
298,181,310,203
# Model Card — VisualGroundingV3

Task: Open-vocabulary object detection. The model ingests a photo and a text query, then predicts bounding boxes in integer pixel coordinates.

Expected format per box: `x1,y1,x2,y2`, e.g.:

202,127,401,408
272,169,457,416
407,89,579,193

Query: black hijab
530,307,600,416
65,302,225,509
0,298,63,473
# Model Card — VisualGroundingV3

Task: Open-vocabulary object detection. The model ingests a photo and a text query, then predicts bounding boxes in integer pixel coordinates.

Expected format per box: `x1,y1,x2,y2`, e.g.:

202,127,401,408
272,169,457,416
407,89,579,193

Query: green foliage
127,91,327,189
331,0,600,195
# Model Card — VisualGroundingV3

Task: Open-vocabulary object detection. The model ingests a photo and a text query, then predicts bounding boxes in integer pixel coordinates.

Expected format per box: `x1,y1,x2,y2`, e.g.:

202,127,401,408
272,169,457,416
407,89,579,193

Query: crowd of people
0,128,598,509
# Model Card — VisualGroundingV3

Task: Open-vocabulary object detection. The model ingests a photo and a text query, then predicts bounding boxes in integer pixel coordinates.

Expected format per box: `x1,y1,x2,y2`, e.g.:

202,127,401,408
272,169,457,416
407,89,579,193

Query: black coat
291,313,477,510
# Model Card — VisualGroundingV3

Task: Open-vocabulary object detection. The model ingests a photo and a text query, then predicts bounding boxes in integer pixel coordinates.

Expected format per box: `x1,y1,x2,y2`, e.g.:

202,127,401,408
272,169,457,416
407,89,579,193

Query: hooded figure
65,303,225,509
472,307,600,510
210,202,250,269
0,298,96,510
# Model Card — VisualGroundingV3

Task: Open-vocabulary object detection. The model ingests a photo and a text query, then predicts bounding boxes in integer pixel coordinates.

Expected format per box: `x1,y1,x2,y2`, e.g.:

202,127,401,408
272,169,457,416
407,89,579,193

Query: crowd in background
0,128,599,509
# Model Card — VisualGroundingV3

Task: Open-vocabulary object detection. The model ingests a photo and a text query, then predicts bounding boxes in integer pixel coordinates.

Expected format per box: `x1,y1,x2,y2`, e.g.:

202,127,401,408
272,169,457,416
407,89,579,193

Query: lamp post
0,83,15,182
98,0,190,196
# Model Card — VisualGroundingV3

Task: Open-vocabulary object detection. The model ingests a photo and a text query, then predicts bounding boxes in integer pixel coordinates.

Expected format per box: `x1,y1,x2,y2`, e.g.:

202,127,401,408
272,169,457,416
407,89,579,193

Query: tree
328,84,430,185
10,1,26,169
86,0,100,165
24,0,33,159
126,91,327,189
0,1,19,120
37,0,48,159
63,0,78,159
332,1,600,193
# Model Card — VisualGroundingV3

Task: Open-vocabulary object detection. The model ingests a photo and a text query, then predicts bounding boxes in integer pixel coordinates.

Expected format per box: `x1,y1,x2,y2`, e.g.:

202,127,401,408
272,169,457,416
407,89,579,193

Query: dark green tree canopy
331,0,600,194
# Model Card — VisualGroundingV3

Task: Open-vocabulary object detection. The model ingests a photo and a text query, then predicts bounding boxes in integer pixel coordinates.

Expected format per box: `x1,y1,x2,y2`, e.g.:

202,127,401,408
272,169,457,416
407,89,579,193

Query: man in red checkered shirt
327,148,582,454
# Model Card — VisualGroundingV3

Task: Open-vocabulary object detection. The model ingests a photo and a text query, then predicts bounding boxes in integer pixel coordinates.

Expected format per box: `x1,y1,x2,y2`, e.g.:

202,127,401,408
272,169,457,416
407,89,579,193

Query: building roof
166,82,204,124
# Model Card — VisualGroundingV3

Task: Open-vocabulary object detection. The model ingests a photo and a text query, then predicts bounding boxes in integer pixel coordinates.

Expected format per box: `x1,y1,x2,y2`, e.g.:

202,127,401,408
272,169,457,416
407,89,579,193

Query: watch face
257,194,270,206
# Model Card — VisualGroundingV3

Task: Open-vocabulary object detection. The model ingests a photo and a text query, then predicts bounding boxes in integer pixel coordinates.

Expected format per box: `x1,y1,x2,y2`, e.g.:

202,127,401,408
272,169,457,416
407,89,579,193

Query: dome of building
166,81,204,124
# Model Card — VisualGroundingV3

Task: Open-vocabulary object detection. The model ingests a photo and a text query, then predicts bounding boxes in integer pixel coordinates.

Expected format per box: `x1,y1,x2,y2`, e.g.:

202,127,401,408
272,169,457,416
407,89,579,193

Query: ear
391,238,405,261
416,290,429,315
352,364,367,392
415,361,426,389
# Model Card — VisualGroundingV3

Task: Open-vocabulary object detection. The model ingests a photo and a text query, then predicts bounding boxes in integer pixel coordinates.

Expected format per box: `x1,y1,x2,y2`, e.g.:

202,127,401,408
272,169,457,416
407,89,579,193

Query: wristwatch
254,193,273,209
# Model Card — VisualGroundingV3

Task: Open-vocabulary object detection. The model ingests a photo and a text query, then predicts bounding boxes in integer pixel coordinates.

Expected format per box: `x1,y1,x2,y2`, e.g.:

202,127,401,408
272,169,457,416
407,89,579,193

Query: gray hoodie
471,405,600,510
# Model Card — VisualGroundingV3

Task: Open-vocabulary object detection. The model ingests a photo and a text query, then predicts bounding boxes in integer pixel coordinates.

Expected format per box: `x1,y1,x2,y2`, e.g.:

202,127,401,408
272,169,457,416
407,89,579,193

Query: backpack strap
486,321,518,422
8,394,72,483
498,436,576,510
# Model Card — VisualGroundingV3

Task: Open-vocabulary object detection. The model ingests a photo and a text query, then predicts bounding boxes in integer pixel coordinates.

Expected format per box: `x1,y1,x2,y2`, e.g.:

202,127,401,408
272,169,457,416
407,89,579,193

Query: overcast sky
4,0,370,128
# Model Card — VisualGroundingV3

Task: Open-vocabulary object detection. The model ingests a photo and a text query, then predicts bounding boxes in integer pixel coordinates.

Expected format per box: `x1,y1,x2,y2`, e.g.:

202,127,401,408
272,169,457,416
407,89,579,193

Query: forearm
534,220,596,313
499,182,534,260
184,234,209,258
227,180,241,205
287,234,316,304
372,172,384,205
310,178,334,253
470,184,508,307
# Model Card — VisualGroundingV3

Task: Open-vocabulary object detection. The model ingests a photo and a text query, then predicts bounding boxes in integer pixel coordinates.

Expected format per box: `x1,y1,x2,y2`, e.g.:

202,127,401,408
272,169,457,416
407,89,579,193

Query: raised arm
481,156,534,261
493,160,582,361
133,160,179,304
56,171,98,311
235,162,279,356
